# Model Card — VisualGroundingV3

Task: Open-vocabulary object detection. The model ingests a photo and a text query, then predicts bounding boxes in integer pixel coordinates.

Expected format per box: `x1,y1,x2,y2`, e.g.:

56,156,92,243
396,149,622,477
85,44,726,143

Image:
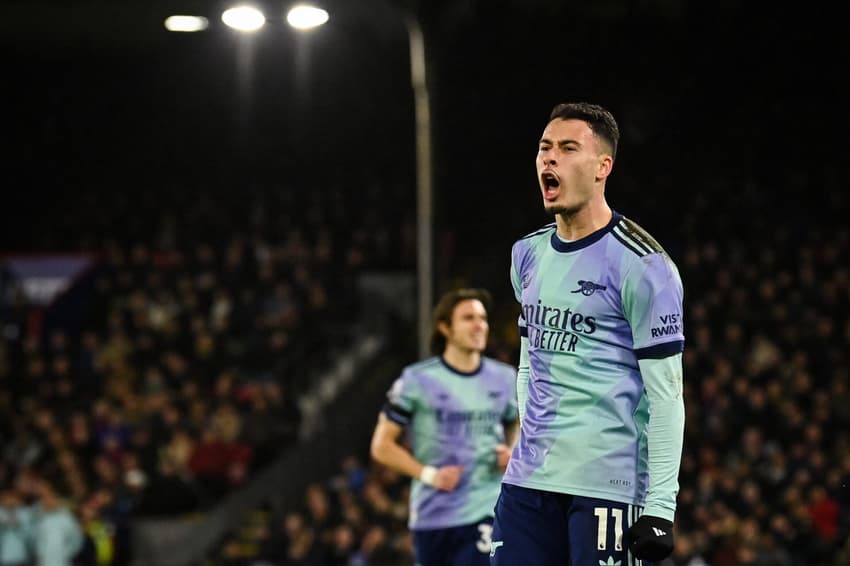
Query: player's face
445,299,488,353
536,118,611,216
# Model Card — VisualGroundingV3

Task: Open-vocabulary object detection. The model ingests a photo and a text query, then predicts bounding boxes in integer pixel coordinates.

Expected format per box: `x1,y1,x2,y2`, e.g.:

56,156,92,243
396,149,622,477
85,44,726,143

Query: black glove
626,515,674,561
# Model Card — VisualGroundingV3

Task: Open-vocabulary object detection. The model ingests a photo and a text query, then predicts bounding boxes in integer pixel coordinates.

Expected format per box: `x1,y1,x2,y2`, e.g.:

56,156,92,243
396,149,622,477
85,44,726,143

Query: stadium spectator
30,479,84,566
0,487,33,566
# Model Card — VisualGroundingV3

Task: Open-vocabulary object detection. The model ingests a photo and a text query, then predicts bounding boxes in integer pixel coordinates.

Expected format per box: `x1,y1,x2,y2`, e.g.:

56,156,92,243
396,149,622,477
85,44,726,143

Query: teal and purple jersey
504,211,684,514
383,356,518,530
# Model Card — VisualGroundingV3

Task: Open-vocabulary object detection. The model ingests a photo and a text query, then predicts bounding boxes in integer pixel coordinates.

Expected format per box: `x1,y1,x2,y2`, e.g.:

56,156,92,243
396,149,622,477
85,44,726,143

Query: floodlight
222,6,266,32
286,5,329,30
164,15,209,32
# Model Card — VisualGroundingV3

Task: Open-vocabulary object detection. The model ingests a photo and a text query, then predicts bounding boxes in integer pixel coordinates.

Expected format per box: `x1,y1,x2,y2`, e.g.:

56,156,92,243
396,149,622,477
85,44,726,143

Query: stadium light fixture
222,5,266,32
287,5,434,357
286,4,329,30
164,15,209,32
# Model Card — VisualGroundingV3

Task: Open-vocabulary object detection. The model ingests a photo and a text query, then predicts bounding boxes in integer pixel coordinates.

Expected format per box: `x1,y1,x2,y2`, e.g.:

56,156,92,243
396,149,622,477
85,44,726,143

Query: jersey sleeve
638,354,685,521
510,240,528,338
515,336,530,425
510,241,530,423
621,253,685,359
510,241,524,302
382,369,419,426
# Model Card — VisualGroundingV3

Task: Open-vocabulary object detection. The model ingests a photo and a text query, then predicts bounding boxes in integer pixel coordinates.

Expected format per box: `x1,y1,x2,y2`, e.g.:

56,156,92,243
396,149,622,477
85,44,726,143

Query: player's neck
442,347,481,374
555,202,612,241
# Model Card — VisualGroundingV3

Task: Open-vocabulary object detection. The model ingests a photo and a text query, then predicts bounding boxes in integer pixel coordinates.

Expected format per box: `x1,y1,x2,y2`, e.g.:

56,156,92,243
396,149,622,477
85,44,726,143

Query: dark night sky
2,0,848,290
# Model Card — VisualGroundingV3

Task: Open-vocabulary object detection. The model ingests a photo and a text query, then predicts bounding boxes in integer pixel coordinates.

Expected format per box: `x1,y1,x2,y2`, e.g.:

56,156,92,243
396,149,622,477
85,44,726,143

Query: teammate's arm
370,413,462,491
503,419,520,448
495,417,520,471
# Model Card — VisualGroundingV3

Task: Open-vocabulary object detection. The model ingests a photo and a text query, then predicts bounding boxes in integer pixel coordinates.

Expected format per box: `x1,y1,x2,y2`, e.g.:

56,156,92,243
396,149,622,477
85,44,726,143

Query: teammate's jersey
383,356,518,530
503,211,684,508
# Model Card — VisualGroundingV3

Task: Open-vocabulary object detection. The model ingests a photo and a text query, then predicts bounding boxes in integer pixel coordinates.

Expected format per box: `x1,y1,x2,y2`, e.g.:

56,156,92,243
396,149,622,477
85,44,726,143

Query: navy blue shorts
490,483,657,566
413,517,494,566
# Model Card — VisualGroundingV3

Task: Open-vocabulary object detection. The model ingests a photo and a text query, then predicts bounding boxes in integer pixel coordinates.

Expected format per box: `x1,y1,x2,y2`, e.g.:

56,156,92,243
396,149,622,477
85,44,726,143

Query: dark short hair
548,102,620,160
429,288,492,355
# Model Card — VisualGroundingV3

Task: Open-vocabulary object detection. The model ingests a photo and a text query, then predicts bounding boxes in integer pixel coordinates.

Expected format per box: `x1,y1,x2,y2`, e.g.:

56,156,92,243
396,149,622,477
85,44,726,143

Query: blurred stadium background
1,0,848,565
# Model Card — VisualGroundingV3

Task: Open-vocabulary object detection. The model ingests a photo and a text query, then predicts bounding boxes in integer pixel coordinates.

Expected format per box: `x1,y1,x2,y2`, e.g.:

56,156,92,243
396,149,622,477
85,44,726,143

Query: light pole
283,3,434,358
205,2,434,357
404,16,433,360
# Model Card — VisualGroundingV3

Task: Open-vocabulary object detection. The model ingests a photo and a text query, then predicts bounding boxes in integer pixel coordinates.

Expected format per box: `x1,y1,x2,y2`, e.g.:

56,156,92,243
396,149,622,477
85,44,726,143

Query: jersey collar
550,210,622,252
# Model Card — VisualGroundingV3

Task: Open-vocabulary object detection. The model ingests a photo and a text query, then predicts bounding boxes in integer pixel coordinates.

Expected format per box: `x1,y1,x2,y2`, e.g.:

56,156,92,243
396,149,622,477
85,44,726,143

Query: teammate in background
490,102,685,566
370,288,519,566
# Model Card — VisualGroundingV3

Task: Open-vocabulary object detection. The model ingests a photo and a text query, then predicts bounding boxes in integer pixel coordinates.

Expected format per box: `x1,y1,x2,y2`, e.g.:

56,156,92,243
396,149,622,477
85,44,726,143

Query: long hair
429,288,492,355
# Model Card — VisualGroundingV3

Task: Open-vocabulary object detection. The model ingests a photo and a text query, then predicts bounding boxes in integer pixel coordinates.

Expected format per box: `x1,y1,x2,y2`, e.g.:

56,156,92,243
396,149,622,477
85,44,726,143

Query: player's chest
520,254,621,322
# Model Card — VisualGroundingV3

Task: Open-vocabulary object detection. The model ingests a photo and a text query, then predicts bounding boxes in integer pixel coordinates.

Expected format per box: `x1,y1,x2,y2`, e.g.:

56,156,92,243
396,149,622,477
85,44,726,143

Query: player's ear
438,321,451,338
595,154,614,182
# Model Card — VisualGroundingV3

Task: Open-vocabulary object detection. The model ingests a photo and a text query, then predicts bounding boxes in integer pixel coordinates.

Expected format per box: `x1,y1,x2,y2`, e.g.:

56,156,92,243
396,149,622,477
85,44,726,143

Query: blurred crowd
670,188,850,565
0,181,415,565
209,456,412,566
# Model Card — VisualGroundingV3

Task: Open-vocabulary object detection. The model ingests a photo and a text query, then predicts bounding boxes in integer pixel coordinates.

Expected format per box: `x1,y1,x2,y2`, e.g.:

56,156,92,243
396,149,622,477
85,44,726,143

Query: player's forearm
370,437,427,480
639,354,685,521
645,397,684,520
504,420,520,448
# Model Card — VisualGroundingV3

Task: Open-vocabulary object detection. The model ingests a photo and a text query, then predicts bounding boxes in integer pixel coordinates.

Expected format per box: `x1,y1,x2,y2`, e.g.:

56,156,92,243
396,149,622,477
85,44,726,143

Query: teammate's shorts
413,516,494,566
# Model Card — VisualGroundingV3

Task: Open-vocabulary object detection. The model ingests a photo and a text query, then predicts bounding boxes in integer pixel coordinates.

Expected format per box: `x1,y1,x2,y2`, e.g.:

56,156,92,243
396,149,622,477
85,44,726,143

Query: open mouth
542,171,559,187
541,172,560,197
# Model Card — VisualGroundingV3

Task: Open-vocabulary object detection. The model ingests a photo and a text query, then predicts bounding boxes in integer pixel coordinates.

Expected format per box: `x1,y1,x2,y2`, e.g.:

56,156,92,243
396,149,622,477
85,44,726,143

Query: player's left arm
622,252,685,561
638,353,684,521
628,353,684,561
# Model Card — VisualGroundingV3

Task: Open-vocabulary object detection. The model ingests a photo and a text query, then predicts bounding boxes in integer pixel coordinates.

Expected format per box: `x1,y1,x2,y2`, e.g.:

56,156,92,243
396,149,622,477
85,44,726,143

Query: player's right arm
510,241,531,425
515,335,530,425
370,413,462,491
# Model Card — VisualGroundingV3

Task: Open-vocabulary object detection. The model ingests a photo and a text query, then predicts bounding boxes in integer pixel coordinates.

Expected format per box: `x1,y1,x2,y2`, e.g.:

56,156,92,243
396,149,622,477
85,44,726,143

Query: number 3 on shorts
476,522,493,553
